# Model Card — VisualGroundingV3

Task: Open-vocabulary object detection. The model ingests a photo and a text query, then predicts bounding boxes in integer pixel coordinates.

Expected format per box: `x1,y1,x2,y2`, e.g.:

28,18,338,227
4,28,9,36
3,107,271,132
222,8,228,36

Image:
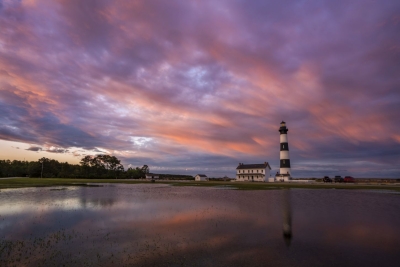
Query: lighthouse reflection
282,189,292,246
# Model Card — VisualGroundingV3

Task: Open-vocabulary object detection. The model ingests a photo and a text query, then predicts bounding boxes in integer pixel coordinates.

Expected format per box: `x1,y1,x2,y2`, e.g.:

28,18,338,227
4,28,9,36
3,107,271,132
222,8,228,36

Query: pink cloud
0,0,399,177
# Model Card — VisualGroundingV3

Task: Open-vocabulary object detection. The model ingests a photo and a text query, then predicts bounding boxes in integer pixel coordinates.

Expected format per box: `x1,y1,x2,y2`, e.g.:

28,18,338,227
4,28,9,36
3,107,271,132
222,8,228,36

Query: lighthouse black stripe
280,142,289,151
280,159,291,168
279,128,288,134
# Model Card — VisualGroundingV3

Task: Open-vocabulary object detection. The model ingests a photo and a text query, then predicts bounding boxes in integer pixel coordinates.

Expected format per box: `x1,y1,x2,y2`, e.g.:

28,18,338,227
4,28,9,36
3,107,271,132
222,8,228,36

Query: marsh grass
0,178,399,192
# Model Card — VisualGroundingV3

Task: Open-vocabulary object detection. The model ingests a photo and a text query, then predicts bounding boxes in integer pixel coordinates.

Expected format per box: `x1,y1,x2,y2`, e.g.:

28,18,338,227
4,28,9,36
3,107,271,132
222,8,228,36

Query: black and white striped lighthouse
279,121,291,177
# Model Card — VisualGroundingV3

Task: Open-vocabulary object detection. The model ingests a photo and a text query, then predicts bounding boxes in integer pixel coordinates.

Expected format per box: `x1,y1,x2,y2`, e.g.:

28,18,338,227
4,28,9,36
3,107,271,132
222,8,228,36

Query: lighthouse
278,121,292,181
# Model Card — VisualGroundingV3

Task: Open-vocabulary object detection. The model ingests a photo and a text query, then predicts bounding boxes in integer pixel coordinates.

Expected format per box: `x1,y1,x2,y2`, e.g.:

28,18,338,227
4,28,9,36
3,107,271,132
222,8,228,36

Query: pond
1,184,399,266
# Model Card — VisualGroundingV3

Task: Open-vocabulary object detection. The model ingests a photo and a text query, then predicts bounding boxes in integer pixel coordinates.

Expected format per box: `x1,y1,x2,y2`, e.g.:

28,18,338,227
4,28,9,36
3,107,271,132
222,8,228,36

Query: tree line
0,155,150,179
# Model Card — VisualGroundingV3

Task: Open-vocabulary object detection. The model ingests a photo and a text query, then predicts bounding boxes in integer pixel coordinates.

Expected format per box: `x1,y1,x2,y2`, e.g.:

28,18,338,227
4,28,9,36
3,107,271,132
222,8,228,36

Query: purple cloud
0,0,399,177
26,146,42,152
44,147,69,154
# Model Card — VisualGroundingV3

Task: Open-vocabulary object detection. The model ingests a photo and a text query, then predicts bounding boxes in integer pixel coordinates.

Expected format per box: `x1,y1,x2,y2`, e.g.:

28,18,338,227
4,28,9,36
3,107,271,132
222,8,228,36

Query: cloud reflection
1,186,400,266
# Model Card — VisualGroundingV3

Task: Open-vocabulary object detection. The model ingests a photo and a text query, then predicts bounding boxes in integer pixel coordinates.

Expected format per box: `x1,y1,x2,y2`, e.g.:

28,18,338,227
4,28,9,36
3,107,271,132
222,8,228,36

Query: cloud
44,147,69,153
26,146,42,152
0,0,399,177
72,151,81,157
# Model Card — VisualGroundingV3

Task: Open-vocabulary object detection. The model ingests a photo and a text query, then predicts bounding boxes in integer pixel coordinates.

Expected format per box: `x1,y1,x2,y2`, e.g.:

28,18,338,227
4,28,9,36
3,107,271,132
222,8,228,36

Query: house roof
237,173,266,176
236,162,271,170
196,174,207,177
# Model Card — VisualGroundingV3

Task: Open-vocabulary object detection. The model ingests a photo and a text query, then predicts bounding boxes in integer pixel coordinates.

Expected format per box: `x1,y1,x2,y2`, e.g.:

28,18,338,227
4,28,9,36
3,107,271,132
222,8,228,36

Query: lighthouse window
283,160,285,164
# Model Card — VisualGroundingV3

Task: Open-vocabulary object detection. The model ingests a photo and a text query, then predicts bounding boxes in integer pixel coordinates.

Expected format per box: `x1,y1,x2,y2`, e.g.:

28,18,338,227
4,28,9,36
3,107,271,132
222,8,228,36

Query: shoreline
1,178,400,191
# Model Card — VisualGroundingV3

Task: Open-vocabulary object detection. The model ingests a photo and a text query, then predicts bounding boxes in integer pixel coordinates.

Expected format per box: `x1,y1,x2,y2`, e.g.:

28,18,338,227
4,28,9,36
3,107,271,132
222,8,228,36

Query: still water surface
1,184,399,266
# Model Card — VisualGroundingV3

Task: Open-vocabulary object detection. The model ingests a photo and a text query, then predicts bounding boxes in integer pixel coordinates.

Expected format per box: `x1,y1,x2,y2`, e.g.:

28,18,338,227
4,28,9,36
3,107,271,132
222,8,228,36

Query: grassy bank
170,181,400,191
0,178,400,192
0,178,145,189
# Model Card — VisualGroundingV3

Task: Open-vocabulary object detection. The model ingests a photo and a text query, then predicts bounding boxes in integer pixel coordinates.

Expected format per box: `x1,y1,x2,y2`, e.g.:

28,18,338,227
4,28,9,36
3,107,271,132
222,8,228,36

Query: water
1,184,399,266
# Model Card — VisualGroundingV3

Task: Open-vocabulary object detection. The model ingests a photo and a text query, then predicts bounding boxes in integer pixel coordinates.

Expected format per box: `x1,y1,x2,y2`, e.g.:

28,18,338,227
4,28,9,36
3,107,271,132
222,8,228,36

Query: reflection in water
1,185,400,266
79,197,115,208
282,189,292,246
78,185,117,208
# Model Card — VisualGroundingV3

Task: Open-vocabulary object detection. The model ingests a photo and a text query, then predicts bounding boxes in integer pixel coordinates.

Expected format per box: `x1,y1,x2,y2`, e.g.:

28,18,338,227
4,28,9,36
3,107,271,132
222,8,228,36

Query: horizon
1,0,399,178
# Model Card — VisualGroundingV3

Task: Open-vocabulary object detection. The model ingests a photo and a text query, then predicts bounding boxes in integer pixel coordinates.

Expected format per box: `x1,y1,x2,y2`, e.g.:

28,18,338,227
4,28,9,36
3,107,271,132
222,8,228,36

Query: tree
80,155,92,167
38,157,50,178
126,167,144,179
0,155,144,179
79,155,124,178
141,165,149,174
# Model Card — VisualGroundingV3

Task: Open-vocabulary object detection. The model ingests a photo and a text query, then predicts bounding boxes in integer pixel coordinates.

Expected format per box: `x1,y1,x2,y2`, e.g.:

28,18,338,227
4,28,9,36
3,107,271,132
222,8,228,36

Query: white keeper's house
236,162,271,182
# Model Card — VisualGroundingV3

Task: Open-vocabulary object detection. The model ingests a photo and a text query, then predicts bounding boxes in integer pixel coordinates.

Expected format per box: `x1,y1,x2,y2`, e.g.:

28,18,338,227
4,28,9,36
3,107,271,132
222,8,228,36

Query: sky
0,0,399,178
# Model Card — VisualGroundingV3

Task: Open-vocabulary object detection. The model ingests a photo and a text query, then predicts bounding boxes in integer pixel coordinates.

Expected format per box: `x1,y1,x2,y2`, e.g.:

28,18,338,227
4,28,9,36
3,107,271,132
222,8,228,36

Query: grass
0,178,144,189
0,178,400,192
169,180,400,191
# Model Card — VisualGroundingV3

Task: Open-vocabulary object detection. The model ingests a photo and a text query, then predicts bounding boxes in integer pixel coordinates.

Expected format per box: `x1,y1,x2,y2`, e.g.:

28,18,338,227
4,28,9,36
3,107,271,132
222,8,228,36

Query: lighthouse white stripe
280,134,288,143
280,168,291,175
280,151,290,159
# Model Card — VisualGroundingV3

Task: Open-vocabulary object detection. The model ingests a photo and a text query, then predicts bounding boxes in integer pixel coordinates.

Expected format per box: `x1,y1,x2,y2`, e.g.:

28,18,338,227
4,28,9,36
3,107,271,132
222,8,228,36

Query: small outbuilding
145,173,160,179
195,174,208,181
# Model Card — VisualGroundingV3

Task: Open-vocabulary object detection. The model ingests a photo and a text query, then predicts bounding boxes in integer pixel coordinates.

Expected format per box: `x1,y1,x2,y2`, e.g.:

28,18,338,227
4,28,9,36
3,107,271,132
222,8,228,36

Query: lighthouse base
275,173,292,182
